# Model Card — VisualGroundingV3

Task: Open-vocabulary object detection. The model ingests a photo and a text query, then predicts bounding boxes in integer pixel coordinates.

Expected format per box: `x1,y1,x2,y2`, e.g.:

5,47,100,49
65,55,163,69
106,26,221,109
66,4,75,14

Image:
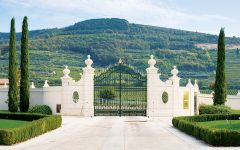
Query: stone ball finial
148,55,156,68
85,55,93,68
63,66,70,78
171,66,179,76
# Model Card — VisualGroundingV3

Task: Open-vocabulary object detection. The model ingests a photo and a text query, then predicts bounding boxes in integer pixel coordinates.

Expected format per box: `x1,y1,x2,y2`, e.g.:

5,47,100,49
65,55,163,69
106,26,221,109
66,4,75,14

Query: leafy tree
20,16,30,112
8,18,19,112
213,28,226,105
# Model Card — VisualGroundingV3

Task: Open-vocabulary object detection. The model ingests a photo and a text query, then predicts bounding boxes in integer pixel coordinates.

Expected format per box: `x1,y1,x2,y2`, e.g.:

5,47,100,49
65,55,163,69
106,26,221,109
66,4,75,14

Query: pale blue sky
0,0,240,36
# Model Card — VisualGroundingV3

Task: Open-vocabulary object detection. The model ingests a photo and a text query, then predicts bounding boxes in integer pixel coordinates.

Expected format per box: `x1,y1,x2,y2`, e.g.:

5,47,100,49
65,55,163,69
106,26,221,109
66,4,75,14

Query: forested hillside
0,18,239,89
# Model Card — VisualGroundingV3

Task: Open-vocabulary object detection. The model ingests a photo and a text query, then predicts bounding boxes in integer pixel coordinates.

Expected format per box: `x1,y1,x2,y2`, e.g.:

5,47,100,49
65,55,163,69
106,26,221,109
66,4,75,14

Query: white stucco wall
0,88,8,110
197,93,240,110
146,56,196,117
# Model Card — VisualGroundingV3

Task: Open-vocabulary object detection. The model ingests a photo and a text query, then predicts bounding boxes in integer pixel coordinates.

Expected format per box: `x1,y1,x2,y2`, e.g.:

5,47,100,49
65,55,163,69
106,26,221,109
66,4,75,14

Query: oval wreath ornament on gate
73,91,79,103
162,91,168,103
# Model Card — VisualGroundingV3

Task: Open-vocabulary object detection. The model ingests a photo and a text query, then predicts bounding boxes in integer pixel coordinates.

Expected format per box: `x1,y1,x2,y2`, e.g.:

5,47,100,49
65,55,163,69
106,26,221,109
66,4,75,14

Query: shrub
199,104,231,115
0,112,61,145
99,89,116,100
172,114,240,146
28,105,52,115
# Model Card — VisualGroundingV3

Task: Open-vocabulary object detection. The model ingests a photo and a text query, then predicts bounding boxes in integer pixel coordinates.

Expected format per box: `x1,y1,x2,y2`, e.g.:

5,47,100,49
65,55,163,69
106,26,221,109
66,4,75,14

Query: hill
0,18,239,89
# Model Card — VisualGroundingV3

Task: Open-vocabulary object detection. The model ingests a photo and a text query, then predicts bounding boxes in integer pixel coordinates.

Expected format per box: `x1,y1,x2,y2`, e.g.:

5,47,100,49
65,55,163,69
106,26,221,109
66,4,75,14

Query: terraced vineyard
0,18,239,89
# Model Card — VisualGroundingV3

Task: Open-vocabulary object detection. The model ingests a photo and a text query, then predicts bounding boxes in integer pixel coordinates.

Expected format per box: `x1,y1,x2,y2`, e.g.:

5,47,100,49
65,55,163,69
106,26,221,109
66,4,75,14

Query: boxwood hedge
172,114,240,146
0,112,62,145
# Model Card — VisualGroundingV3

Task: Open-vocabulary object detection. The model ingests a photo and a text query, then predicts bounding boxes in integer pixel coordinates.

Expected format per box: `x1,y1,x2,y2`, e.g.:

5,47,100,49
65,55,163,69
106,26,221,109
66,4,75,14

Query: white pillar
170,66,181,116
186,79,195,115
82,55,95,117
194,80,200,115
61,66,73,115
146,55,160,117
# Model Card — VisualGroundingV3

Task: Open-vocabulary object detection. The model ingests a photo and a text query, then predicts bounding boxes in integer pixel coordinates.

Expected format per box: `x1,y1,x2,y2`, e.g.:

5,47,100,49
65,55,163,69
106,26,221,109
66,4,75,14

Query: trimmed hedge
0,112,61,145
199,104,232,115
28,105,52,115
172,114,240,146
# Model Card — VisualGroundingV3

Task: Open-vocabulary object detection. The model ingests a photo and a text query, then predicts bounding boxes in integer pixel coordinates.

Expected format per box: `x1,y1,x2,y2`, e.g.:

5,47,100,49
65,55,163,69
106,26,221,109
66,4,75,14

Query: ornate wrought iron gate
94,60,147,116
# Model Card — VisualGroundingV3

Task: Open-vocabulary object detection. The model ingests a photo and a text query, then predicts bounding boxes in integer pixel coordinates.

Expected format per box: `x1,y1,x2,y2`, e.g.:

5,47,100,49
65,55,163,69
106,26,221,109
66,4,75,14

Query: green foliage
8,18,19,112
214,28,227,105
66,18,129,31
0,112,61,145
0,18,240,89
199,104,232,115
99,88,116,100
20,16,30,112
172,114,240,146
28,105,52,115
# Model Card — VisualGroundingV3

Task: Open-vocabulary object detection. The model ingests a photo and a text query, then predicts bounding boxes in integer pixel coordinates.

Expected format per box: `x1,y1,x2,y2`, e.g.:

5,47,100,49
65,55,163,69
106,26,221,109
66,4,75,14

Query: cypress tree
20,16,30,112
8,18,18,112
213,28,226,105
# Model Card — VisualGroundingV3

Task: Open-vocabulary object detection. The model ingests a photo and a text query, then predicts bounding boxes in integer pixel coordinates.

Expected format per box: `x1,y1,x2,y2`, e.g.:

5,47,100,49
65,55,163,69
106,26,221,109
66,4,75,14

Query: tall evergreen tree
20,16,30,112
213,28,226,105
8,18,18,112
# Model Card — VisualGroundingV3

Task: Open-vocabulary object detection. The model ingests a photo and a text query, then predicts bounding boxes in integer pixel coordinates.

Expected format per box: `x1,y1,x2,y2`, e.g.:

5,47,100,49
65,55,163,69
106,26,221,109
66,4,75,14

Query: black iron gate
94,60,147,116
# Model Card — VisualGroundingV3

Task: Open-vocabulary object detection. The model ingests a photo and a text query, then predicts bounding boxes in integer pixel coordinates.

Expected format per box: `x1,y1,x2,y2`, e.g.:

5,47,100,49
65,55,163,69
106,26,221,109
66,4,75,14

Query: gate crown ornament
63,66,71,78
85,55,93,68
171,66,179,77
148,55,156,68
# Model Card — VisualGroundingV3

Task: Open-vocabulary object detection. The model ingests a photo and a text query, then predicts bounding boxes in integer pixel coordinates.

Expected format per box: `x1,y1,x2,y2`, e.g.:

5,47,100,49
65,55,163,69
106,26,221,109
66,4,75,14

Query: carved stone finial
85,55,93,68
43,80,50,87
148,55,156,68
194,79,199,89
30,82,36,88
171,66,178,76
62,66,71,78
186,79,193,88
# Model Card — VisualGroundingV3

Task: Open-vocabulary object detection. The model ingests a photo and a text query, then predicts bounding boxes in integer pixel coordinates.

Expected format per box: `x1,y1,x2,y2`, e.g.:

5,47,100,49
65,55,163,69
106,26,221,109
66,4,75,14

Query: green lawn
0,119,30,129
199,120,240,131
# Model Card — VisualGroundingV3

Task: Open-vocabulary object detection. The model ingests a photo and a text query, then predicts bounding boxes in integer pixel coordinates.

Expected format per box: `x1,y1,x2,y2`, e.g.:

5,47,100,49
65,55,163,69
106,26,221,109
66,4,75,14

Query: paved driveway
1,116,239,150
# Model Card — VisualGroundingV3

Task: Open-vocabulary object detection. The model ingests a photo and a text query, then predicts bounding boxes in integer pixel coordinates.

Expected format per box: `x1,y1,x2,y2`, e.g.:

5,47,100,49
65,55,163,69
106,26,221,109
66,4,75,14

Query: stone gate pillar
82,55,95,117
170,66,181,116
146,55,159,117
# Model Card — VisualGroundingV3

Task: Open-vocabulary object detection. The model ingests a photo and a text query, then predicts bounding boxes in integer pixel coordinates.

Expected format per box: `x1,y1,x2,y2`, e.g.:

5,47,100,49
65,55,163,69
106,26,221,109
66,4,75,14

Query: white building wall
29,88,44,106
0,88,8,110
146,55,197,117
197,93,240,110
42,86,61,114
